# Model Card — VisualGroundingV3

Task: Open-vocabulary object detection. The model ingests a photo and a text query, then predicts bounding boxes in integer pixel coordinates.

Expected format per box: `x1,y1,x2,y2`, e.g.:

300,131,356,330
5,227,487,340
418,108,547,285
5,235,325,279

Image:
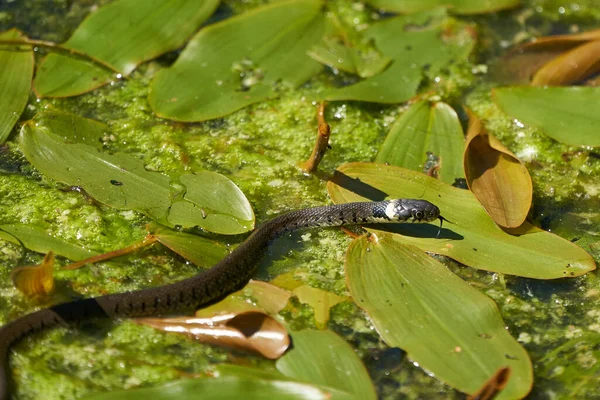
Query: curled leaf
531,40,600,86
464,111,532,228
137,311,290,360
11,252,55,300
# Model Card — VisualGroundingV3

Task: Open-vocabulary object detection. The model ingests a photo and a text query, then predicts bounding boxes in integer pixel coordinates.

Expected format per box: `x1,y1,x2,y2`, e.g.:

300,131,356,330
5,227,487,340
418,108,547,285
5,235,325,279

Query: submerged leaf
149,0,325,121
12,252,55,300
345,234,532,398
327,162,595,279
375,101,464,184
34,0,220,97
0,30,33,143
277,330,377,400
292,285,347,328
137,311,290,360
493,86,600,147
167,172,255,234
531,40,600,86
464,111,532,228
363,0,519,14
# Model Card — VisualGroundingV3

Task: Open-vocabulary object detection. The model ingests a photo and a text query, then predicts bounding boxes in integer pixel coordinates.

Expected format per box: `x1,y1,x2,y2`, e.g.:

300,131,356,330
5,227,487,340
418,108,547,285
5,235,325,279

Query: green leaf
327,162,595,279
346,234,532,398
149,224,229,268
167,172,255,235
34,0,220,97
493,87,600,147
84,365,354,400
325,9,474,103
0,30,33,143
34,109,109,150
0,224,97,260
149,0,325,121
19,124,171,220
364,0,520,14
276,330,377,400
375,101,464,184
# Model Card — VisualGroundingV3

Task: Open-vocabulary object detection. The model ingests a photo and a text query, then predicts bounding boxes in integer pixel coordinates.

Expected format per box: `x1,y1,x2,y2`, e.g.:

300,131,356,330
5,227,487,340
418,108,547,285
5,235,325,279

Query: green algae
0,0,599,399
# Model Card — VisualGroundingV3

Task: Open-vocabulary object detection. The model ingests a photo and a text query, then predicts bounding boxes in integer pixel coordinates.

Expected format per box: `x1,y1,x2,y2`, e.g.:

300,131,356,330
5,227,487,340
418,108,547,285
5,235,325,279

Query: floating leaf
137,311,290,360
493,86,600,147
327,162,595,279
34,0,220,97
531,40,600,86
464,111,532,228
167,172,255,234
0,224,98,260
84,365,354,400
149,0,325,121
519,28,600,51
195,280,293,318
292,285,347,328
375,101,465,185
363,0,520,14
33,109,109,150
468,367,512,400
325,9,474,103
19,123,172,220
11,252,56,300
277,330,377,400
0,30,33,143
345,234,532,398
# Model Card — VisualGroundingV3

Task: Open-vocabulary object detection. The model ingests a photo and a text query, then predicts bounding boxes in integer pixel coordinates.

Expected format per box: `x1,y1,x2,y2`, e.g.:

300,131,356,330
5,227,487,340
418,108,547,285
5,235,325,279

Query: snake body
0,199,441,399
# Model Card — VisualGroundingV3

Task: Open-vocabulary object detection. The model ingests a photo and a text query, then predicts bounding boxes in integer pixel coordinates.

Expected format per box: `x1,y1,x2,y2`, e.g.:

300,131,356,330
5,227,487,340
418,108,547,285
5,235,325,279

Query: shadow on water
329,171,389,201
372,222,464,241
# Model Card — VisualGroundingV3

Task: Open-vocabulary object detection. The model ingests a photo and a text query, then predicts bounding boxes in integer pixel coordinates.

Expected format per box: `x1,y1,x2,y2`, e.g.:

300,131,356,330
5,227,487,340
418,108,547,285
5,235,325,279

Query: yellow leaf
11,251,55,300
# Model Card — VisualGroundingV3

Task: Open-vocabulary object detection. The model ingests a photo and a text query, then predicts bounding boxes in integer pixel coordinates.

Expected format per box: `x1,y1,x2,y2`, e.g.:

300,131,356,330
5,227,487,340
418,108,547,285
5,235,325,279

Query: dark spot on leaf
110,180,123,186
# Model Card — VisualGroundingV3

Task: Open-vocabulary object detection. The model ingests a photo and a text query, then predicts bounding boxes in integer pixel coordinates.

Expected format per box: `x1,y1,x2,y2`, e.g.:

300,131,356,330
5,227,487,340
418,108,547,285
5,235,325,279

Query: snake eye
414,210,424,220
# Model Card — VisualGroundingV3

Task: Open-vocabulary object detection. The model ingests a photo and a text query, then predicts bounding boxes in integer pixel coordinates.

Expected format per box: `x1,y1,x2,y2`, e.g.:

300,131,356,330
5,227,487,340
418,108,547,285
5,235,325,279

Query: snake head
388,199,440,222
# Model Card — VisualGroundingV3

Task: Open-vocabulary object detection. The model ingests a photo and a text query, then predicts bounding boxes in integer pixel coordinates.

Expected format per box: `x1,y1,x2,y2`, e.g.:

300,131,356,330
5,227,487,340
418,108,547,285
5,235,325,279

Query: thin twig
300,101,331,173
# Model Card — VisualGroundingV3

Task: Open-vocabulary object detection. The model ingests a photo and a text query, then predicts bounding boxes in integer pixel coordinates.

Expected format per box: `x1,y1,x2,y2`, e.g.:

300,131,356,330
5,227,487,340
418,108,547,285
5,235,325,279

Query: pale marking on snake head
385,202,397,220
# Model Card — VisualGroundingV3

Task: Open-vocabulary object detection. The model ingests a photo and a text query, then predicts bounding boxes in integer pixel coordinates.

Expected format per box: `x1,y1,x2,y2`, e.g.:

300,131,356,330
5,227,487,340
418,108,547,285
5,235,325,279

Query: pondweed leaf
327,162,595,279
149,0,325,121
364,0,520,14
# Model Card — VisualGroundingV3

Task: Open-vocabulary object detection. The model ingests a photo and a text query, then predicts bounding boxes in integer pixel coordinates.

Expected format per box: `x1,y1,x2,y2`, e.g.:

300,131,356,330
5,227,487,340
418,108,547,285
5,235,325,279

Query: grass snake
0,199,442,399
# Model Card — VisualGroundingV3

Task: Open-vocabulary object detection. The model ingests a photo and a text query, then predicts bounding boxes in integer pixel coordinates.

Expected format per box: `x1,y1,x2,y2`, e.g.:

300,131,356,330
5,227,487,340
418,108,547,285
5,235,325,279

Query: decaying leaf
11,251,55,300
464,111,532,228
467,366,512,400
531,40,600,86
137,311,290,360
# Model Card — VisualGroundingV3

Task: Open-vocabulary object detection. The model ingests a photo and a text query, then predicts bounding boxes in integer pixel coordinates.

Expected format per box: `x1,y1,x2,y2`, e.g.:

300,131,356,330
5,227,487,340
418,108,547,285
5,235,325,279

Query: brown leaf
532,40,600,86
464,112,532,228
519,28,600,51
467,366,512,400
137,311,290,360
11,251,55,300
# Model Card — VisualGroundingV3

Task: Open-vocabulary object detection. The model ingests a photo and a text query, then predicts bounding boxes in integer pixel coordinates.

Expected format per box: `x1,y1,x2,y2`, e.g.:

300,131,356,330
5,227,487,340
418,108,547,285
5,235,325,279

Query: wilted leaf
11,252,55,300
519,28,600,51
375,101,464,184
167,172,254,235
277,330,377,400
137,311,290,360
327,162,595,279
0,224,98,260
0,29,33,143
325,9,474,103
149,0,325,121
19,123,172,220
531,40,600,86
363,0,520,14
292,285,347,328
34,0,220,97
464,111,532,228
493,86,600,147
345,234,531,398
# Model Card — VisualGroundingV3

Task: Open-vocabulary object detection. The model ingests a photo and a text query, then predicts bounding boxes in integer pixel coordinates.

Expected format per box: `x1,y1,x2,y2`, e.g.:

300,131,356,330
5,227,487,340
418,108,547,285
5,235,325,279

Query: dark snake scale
0,199,441,399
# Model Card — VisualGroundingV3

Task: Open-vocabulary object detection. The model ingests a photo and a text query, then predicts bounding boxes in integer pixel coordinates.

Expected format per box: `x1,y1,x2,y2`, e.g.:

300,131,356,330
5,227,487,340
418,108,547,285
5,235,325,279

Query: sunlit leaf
467,367,512,400
33,109,109,150
34,0,220,97
137,311,290,360
375,101,464,184
493,86,600,147
277,330,377,400
11,251,56,300
19,123,172,220
519,28,600,51
149,224,229,269
0,224,98,260
345,234,532,398
532,40,600,86
0,29,33,143
149,0,325,121
292,285,347,328
325,8,474,103
363,0,520,14
167,172,254,234
464,111,532,228
327,162,595,278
